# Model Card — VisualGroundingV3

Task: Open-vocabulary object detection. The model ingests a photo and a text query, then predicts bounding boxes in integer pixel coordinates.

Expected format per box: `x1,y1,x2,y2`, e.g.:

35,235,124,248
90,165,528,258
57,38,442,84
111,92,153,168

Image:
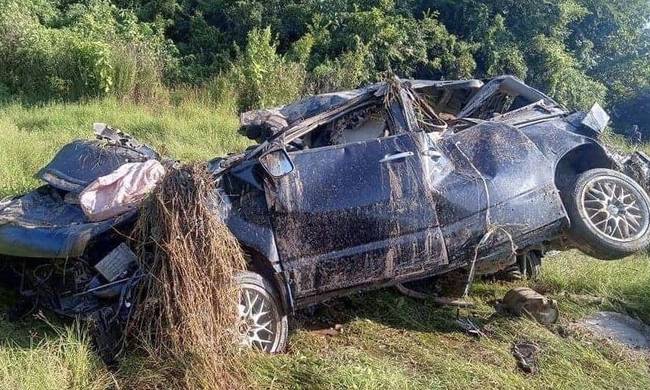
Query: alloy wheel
237,286,278,352
581,177,649,242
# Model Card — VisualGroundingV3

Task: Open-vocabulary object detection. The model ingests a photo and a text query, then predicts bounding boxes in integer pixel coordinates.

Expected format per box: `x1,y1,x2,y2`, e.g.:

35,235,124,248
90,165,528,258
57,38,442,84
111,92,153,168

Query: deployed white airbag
80,160,165,222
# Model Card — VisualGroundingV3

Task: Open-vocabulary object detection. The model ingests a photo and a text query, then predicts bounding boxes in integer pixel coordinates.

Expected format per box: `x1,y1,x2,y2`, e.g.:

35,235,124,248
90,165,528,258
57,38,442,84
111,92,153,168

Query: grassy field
1,101,650,389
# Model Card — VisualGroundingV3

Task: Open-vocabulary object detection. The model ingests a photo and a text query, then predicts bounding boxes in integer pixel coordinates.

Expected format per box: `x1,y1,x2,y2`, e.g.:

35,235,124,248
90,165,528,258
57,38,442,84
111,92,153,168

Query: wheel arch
240,244,293,314
554,143,616,191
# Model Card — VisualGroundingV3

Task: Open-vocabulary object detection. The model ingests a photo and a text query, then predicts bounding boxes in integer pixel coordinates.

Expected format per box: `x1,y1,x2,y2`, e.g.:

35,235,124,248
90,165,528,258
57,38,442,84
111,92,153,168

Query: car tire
235,271,288,353
564,168,650,259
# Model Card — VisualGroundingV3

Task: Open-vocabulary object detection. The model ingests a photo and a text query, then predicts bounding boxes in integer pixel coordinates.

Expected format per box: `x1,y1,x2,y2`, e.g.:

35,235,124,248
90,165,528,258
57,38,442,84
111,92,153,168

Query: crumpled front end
0,124,159,259
0,186,136,258
613,151,650,195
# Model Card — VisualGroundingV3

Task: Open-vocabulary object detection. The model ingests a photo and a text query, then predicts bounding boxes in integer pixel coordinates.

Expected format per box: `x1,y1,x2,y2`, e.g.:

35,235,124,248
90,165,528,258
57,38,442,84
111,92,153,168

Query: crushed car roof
239,75,564,144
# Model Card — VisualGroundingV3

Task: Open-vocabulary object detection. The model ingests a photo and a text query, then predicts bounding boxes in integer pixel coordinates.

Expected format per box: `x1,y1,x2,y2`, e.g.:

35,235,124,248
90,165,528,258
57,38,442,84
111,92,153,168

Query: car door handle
380,151,414,163
422,149,442,160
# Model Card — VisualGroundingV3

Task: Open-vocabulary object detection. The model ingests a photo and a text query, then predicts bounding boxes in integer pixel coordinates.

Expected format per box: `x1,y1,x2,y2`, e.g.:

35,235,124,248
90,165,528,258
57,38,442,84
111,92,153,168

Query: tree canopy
1,0,648,136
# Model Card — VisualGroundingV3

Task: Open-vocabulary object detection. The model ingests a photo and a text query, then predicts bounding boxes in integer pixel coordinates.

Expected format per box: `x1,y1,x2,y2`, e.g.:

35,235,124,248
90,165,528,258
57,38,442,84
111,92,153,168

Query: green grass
0,98,250,198
245,251,650,389
0,320,113,390
1,100,650,389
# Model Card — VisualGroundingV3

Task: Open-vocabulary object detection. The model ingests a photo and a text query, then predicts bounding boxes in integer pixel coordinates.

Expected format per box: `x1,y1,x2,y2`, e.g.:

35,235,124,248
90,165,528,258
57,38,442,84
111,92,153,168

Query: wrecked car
1,75,650,356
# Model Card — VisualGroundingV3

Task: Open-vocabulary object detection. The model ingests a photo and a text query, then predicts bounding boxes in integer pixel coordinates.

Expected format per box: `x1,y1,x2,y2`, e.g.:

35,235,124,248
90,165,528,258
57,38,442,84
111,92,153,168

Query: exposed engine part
94,243,138,282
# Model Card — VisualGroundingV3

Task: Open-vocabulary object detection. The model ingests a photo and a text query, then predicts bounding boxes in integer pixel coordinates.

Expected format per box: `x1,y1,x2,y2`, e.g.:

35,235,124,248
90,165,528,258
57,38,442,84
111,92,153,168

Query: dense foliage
0,0,648,135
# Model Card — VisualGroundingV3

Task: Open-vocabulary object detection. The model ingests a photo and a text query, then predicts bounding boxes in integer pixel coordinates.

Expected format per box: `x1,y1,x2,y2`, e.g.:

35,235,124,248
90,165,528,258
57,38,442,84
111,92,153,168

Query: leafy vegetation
1,0,648,133
0,0,175,103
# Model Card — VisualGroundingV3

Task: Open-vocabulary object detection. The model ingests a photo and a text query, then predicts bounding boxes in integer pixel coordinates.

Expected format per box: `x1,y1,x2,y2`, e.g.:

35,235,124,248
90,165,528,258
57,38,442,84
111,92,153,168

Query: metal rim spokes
582,178,647,241
237,288,276,351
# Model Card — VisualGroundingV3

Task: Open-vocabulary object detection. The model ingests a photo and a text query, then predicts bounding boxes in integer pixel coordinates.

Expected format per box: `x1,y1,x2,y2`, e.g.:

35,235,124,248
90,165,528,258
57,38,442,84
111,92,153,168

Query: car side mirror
259,149,294,178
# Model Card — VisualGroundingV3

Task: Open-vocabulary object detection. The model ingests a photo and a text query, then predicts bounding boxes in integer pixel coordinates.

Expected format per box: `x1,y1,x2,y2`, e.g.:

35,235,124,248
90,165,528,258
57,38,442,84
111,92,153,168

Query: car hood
38,124,159,193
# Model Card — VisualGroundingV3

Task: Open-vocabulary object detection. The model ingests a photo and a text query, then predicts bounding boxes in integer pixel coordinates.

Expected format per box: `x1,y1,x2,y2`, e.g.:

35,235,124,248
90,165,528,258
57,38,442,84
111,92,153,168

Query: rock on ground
580,311,650,350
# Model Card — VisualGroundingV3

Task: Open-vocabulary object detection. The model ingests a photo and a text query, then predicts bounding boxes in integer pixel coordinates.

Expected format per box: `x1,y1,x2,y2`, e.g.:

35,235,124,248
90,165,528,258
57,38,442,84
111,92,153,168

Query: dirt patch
580,311,650,350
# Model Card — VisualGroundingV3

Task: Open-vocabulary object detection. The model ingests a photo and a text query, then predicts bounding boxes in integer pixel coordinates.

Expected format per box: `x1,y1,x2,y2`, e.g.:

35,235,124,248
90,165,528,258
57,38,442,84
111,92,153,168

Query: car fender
436,122,568,263
225,212,280,268
518,118,615,175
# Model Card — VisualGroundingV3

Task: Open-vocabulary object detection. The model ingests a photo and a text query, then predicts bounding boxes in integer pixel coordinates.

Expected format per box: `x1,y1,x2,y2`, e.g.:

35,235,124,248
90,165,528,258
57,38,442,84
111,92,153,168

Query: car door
433,122,567,264
263,131,448,298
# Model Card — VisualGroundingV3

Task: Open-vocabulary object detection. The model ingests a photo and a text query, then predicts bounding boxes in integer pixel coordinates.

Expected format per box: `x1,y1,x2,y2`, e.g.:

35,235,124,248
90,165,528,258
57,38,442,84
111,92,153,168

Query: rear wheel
235,271,288,353
564,169,650,259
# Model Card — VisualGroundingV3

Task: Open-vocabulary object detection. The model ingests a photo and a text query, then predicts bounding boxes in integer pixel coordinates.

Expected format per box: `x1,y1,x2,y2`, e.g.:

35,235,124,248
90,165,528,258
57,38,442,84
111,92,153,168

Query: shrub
111,41,170,104
232,27,306,111
307,38,375,93
0,0,175,103
527,35,607,110
302,4,476,82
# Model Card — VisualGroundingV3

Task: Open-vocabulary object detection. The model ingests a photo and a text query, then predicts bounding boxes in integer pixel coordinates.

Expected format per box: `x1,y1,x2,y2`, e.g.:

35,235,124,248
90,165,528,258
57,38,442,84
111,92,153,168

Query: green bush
110,41,170,104
304,4,476,82
0,0,175,103
0,0,648,136
307,38,375,93
527,35,607,110
232,27,306,110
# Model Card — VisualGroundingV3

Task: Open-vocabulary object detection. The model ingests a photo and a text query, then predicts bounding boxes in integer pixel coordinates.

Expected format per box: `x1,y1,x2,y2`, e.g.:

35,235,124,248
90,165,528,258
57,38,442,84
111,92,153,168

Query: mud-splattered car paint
1,76,650,358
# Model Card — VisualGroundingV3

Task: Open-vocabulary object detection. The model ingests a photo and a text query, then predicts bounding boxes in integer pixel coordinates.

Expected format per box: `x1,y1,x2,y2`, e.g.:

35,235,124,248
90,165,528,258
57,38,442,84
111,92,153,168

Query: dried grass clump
128,163,246,389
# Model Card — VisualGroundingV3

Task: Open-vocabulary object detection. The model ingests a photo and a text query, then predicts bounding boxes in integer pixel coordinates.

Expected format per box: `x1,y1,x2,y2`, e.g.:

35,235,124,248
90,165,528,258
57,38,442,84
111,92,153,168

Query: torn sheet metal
457,75,561,119
0,126,156,258
239,79,483,143
615,151,650,195
0,186,136,258
39,125,159,193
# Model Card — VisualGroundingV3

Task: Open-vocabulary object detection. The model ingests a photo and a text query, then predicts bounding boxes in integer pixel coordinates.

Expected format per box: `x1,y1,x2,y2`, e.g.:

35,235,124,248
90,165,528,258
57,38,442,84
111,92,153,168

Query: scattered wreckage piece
614,150,650,195
2,76,650,361
512,341,541,374
456,317,486,338
395,282,474,307
499,287,559,325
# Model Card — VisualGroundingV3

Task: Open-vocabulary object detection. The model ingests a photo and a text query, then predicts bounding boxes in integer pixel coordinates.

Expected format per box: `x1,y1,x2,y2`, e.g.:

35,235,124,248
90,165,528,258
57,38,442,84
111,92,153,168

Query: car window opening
295,103,392,150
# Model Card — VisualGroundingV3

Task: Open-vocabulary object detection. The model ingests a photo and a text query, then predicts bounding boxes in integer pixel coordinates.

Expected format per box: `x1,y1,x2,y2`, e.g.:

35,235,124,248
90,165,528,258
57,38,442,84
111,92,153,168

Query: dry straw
127,162,247,389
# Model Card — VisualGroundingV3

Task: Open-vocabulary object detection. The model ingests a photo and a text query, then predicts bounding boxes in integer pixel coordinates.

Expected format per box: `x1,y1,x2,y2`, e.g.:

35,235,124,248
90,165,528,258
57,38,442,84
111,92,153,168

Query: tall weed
232,27,306,111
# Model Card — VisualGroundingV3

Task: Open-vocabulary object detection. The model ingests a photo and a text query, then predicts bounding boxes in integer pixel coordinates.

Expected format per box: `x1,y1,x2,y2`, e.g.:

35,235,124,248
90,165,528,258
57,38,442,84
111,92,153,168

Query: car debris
456,317,486,338
395,282,474,307
512,341,541,374
0,75,650,359
615,151,650,195
499,287,559,325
